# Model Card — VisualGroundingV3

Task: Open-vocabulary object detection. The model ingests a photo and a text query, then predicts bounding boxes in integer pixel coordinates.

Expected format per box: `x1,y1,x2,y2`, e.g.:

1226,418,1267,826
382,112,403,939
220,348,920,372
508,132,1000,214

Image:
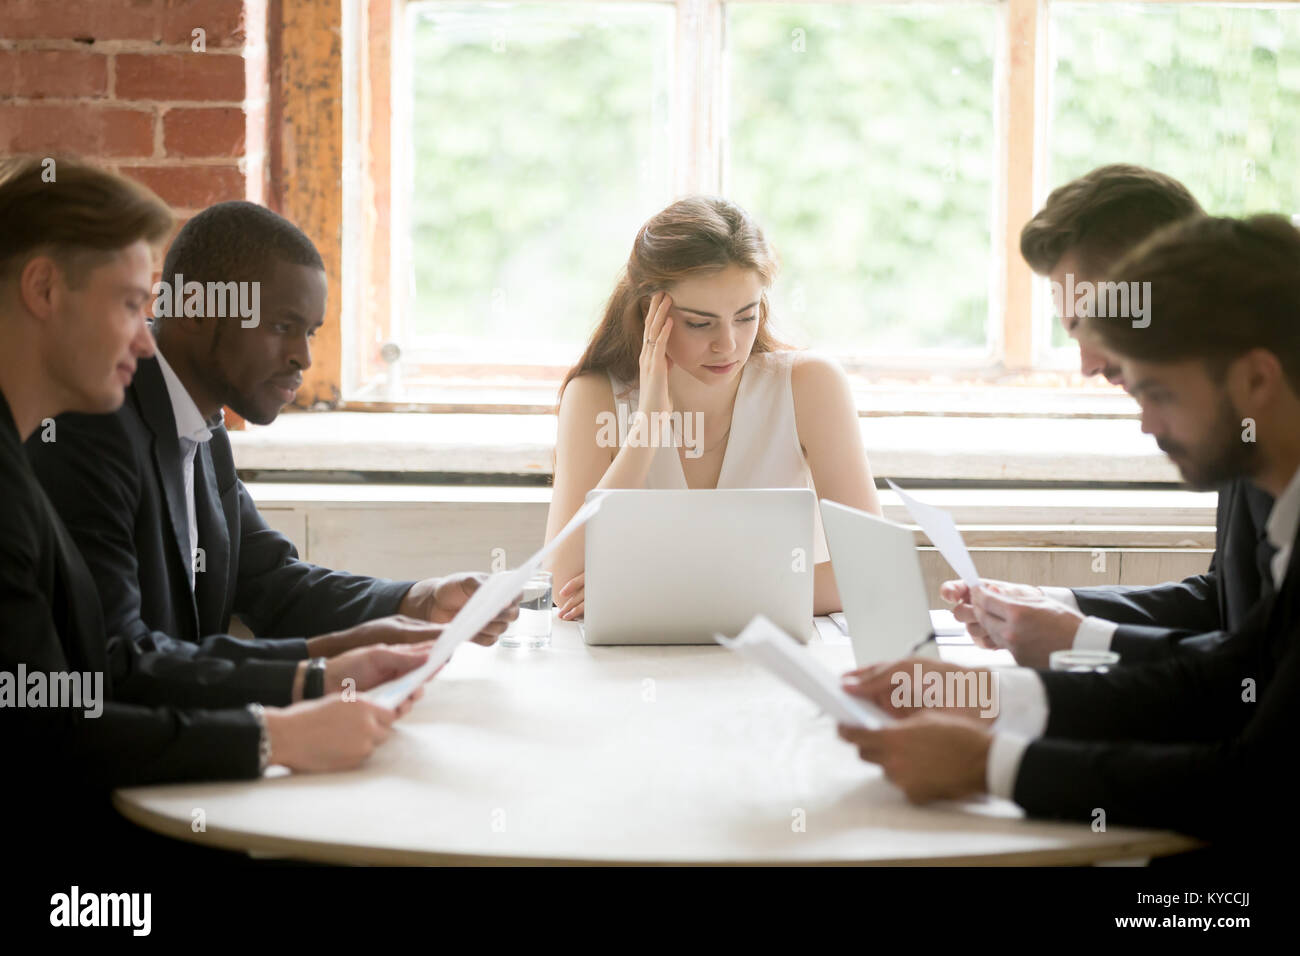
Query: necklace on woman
701,425,732,455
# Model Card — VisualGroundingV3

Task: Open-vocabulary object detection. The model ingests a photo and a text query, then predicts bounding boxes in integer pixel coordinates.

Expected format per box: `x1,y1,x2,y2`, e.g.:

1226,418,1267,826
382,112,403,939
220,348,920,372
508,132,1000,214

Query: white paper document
367,493,607,709
715,615,893,729
815,615,850,645
886,479,981,589
830,609,966,644
930,608,972,644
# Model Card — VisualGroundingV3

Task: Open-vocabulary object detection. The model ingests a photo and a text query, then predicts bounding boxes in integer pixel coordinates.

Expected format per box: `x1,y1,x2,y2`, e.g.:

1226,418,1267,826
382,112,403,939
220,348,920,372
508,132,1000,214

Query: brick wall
0,0,269,217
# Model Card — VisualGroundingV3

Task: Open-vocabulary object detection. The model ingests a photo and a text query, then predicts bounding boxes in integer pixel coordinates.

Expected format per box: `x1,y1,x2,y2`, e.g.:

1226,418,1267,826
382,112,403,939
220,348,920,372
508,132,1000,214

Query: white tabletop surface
115,614,1198,865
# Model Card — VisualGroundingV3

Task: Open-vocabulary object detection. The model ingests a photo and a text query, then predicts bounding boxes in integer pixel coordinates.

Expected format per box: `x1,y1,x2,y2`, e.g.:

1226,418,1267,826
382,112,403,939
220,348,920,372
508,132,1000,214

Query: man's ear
18,255,59,321
1227,347,1284,414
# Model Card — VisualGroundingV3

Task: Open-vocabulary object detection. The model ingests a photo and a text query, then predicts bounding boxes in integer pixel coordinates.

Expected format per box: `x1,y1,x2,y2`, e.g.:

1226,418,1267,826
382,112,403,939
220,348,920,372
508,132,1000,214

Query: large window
339,0,1300,406
1044,3,1300,352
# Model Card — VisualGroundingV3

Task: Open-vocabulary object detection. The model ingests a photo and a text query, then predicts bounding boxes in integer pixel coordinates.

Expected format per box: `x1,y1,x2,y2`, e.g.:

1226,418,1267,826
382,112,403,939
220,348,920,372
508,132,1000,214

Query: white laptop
820,500,938,666
581,488,818,645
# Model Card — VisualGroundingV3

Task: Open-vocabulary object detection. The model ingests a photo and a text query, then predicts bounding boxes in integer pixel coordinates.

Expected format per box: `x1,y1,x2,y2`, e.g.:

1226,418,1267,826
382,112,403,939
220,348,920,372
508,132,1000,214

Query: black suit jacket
26,356,415,706
1012,512,1298,846
1068,479,1273,661
0,389,261,791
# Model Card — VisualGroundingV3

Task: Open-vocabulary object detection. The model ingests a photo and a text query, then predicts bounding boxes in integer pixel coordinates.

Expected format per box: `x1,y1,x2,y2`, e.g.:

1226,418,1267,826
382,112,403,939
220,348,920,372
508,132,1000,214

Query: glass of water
1049,649,1120,673
499,571,553,649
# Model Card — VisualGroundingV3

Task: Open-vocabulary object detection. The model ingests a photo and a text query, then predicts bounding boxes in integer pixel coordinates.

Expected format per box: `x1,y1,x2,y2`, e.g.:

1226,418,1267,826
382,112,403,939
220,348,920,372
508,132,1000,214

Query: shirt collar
154,350,215,445
1265,463,1300,579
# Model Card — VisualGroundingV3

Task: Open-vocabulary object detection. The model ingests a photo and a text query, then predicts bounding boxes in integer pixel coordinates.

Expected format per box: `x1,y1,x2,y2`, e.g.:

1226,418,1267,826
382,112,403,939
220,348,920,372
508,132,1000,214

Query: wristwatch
304,657,328,699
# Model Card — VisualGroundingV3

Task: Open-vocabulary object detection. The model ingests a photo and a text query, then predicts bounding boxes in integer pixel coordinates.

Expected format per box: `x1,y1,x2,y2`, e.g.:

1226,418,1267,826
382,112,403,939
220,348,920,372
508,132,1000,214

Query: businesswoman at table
544,196,882,617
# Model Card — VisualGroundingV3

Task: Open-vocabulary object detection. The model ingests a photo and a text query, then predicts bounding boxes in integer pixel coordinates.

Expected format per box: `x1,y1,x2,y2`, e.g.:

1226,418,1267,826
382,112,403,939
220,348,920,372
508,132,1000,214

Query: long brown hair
558,196,791,404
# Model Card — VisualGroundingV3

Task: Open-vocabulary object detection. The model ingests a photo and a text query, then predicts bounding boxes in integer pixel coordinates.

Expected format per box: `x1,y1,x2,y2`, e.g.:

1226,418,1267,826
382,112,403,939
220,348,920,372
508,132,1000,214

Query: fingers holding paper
940,578,1050,648
841,657,998,726
322,643,431,697
969,584,1083,667
939,579,992,645
400,572,522,645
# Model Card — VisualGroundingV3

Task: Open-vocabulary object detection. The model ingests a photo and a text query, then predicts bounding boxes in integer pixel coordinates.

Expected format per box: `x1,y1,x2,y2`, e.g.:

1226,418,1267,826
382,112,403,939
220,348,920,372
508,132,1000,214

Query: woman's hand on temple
638,291,674,421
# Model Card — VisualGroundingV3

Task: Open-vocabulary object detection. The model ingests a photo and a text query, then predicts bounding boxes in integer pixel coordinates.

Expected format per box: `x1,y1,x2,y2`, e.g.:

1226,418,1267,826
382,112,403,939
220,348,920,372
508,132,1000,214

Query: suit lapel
1254,514,1300,675
131,358,201,632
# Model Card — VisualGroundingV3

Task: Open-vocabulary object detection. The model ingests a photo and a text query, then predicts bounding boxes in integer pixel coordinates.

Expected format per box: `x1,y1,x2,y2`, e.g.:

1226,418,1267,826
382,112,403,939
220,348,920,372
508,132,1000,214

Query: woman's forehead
667,265,763,308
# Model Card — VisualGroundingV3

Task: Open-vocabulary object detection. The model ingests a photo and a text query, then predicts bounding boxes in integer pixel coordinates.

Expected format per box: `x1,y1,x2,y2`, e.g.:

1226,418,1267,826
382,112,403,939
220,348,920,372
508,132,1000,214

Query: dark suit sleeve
1071,576,1218,631
0,504,261,787
1068,489,1225,659
26,413,301,704
1070,571,1221,662
229,474,414,638
1009,622,1280,840
1034,631,1251,743
105,634,299,708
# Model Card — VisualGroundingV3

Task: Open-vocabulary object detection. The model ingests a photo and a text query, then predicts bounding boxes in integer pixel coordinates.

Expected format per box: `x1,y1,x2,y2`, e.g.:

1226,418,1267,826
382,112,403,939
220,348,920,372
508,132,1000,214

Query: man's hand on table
836,713,993,804
265,695,412,773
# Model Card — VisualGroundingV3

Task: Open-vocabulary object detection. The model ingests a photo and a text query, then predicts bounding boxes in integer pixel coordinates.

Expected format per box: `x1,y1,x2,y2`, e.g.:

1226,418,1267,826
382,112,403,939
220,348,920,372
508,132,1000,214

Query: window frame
279,0,1294,413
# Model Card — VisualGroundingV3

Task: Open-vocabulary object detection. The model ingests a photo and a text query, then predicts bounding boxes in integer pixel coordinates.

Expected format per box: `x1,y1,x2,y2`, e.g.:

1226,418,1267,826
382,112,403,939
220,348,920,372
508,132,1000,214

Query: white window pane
1047,2,1300,348
727,3,998,355
406,2,674,367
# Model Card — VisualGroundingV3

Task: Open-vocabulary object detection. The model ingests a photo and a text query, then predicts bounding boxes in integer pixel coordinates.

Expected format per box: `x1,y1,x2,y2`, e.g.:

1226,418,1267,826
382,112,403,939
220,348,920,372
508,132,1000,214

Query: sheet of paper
716,615,892,729
367,493,607,709
886,479,981,589
814,615,850,646
930,608,971,643
939,644,1017,669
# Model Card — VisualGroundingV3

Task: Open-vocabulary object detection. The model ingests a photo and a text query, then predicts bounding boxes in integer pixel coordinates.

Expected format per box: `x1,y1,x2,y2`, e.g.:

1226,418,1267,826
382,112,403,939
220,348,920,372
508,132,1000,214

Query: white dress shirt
1265,464,1300,590
986,467,1300,801
155,351,216,590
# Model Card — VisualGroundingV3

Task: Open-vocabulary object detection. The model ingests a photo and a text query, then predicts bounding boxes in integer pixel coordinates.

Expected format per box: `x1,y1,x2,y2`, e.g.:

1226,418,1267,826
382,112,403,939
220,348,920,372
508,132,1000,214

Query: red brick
161,0,247,48
0,104,154,158
125,164,246,207
163,106,246,156
115,52,245,102
0,0,159,42
0,50,110,99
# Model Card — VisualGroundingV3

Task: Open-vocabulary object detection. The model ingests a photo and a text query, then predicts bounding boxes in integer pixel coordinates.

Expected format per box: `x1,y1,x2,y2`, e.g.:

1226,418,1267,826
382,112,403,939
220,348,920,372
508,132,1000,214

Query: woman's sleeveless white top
606,349,830,564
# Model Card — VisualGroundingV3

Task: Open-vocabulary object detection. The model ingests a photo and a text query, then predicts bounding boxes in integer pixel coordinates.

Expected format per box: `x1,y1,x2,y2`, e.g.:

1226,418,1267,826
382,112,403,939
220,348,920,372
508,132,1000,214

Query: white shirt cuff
986,733,1032,801
1072,615,1118,651
989,667,1049,737
1039,588,1116,651
1041,586,1080,612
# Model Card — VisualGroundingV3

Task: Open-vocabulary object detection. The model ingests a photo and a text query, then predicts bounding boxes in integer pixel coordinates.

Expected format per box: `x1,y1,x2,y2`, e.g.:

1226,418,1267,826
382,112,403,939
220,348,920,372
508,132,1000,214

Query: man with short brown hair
840,214,1300,854
1021,163,1204,383
942,164,1274,668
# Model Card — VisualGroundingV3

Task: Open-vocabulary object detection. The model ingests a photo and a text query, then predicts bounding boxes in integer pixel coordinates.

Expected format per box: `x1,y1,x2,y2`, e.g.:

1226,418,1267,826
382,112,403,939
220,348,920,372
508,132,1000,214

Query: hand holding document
886,479,981,589
716,615,893,729
367,493,607,709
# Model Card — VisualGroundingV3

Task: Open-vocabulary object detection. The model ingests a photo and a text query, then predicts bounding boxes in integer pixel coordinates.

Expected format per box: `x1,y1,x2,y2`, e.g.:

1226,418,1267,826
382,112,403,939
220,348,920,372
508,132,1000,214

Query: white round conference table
115,615,1199,865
